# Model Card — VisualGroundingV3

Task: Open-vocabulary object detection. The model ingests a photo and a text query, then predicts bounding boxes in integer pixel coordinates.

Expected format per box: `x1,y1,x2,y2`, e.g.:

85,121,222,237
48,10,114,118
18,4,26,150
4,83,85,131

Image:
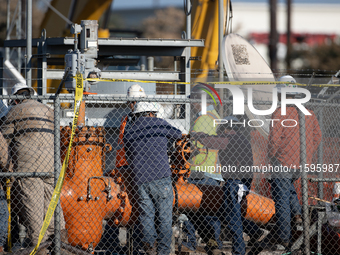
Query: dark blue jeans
270,177,302,243
222,179,262,255
137,177,173,255
0,188,9,247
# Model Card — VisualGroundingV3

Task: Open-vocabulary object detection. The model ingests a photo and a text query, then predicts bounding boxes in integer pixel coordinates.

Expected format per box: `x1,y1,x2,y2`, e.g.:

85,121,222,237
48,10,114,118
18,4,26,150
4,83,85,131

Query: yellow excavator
190,0,230,80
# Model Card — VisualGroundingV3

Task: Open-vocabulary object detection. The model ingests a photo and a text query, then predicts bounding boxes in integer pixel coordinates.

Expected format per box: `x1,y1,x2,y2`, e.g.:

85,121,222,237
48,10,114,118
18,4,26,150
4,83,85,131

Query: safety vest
190,109,222,178
116,115,129,168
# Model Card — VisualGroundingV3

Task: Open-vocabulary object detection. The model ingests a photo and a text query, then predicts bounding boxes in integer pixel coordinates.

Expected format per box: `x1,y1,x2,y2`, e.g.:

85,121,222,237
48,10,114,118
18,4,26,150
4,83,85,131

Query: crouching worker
124,102,182,255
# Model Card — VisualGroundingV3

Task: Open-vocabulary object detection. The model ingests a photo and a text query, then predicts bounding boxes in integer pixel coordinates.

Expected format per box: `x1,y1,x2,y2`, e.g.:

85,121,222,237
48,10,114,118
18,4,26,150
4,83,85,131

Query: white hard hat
276,75,299,95
153,102,165,118
11,83,35,95
127,84,146,98
133,102,159,114
278,75,297,84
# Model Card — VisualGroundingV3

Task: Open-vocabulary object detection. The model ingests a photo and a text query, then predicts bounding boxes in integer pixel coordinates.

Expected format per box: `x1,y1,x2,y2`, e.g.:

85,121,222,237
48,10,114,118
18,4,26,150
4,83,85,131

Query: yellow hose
6,178,11,252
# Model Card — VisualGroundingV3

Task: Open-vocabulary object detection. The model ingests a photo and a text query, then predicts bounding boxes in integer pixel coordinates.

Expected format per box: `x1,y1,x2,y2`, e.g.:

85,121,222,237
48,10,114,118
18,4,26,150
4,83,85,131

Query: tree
142,7,185,39
0,0,45,46
142,7,185,70
291,42,340,71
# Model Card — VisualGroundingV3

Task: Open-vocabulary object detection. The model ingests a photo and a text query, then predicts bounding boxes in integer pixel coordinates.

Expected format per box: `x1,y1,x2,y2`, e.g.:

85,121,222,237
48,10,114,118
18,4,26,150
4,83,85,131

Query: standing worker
1,83,66,253
114,84,147,254
188,84,223,183
124,102,182,255
255,76,322,252
115,84,147,170
192,116,264,255
187,84,224,255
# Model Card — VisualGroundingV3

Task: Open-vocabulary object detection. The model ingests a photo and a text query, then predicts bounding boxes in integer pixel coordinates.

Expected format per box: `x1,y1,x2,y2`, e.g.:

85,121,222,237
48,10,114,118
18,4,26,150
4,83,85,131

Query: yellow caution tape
6,178,12,252
86,77,340,87
30,72,84,255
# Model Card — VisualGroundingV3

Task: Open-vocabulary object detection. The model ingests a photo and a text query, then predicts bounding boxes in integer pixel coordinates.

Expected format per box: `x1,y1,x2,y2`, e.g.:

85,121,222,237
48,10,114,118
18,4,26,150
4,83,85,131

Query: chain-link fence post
317,107,324,255
317,108,324,200
299,110,310,254
53,95,61,255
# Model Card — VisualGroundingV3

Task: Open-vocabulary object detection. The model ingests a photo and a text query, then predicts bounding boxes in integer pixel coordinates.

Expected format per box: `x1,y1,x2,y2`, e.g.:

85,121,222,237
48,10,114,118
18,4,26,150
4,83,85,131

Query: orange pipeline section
60,125,132,250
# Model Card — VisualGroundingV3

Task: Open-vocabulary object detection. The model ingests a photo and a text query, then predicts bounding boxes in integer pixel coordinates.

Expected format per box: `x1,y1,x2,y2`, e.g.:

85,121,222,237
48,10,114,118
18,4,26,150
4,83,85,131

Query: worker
252,75,322,253
188,84,223,183
1,83,66,253
124,101,182,255
0,102,9,254
116,84,147,170
191,116,264,255
113,84,146,254
186,84,224,255
116,84,166,170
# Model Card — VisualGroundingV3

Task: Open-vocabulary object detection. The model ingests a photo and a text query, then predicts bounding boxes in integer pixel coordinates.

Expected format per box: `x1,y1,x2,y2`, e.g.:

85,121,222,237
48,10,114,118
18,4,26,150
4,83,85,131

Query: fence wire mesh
0,82,340,255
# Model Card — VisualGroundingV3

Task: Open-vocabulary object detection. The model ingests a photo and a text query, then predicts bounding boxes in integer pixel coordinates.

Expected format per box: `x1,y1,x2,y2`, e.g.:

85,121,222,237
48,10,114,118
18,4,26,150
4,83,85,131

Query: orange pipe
60,126,131,250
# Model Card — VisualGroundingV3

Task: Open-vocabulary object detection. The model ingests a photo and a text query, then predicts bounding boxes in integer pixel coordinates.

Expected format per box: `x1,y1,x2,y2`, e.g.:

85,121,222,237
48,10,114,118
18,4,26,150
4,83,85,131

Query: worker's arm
190,132,229,150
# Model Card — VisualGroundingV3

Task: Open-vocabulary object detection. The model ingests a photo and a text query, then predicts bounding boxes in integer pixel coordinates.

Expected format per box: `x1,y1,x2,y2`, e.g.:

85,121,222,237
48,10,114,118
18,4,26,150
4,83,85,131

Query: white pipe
4,60,27,84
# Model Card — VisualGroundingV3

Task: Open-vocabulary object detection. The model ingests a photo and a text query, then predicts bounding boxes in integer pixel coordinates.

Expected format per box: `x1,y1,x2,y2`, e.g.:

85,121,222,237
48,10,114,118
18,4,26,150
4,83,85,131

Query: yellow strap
30,72,84,255
6,178,11,252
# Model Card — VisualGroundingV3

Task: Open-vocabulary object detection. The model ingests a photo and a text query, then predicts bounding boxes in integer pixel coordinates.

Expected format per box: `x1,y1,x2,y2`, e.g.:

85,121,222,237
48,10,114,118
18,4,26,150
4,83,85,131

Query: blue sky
112,0,340,10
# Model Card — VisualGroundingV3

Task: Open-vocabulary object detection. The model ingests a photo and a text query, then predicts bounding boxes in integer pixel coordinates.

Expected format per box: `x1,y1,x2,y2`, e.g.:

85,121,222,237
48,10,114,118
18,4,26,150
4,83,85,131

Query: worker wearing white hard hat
126,84,167,119
9,83,36,106
127,84,147,99
11,83,35,96
115,84,148,171
275,75,299,96
2,83,66,248
123,99,182,255
127,84,146,111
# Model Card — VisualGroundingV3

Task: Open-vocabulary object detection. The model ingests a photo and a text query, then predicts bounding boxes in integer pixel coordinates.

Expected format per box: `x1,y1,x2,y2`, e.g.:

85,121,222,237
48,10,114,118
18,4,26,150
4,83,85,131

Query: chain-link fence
0,83,340,255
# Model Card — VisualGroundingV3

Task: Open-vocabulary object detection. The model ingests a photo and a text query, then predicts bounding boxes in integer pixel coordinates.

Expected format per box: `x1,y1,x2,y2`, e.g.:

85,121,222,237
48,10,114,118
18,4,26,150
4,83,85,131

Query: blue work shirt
124,116,182,185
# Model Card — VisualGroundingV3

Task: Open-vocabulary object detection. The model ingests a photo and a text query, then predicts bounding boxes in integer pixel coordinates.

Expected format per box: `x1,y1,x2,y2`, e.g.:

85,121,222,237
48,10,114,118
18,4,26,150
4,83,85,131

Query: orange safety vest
116,115,129,168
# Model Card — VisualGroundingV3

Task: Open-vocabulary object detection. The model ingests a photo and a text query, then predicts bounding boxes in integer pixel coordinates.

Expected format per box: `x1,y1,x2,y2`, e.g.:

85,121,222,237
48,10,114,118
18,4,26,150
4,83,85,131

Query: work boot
206,239,223,255
248,229,265,247
248,234,289,255
36,247,49,255
293,215,303,224
179,244,195,253
143,242,157,255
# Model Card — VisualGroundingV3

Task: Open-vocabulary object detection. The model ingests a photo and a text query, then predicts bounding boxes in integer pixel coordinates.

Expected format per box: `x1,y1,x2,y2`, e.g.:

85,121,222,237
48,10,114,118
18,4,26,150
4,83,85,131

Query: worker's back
1,99,54,175
124,116,182,185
